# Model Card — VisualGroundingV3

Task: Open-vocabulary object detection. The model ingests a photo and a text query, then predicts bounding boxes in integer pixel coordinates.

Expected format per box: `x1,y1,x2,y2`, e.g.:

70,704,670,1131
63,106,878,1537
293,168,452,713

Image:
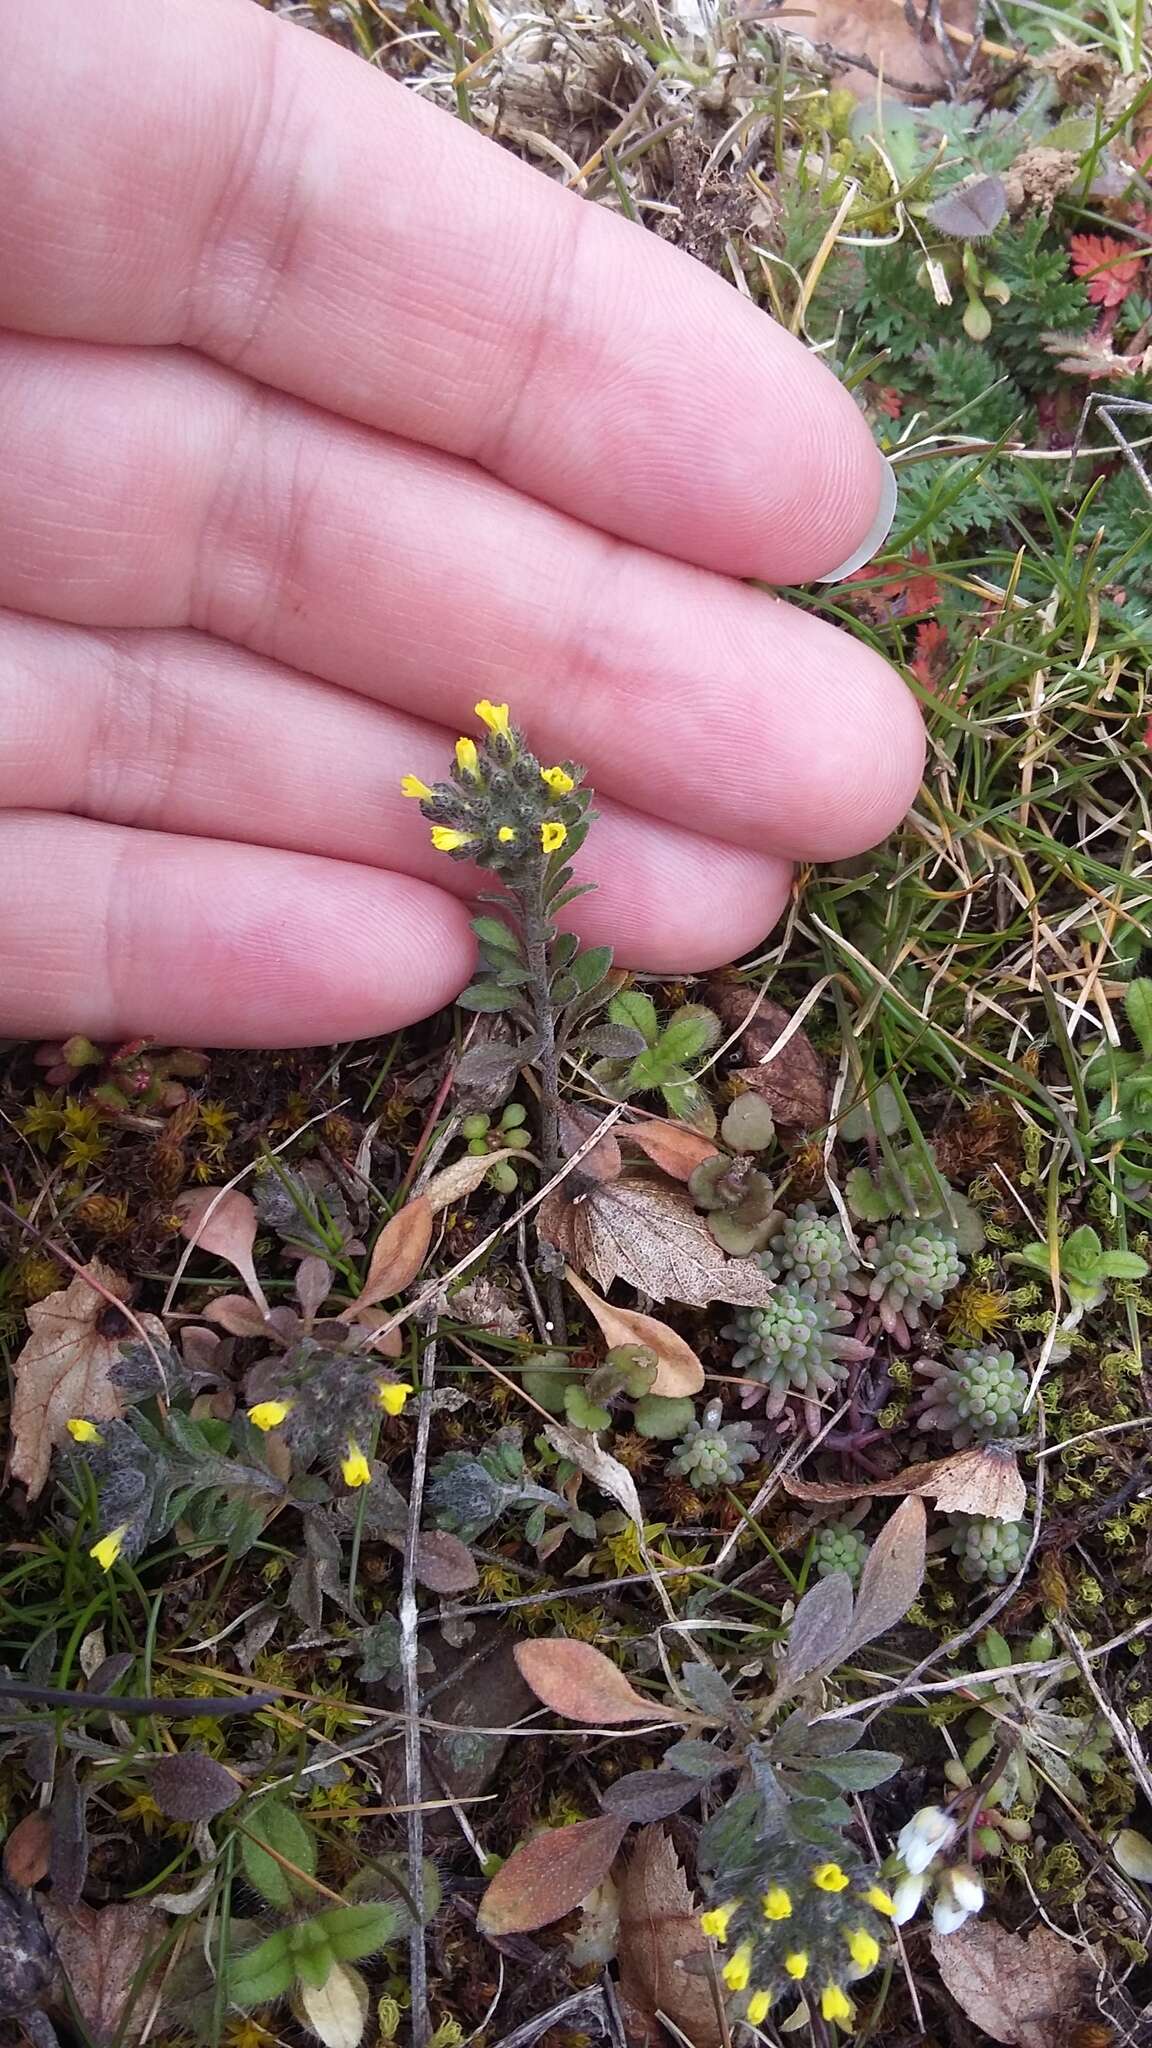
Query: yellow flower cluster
400,702,571,859
700,1865,894,2034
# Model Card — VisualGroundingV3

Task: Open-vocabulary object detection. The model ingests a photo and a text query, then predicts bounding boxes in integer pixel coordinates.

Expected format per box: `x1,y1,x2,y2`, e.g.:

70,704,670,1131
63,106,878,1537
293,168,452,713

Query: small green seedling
590,992,722,1132
1013,1224,1147,1316
1087,979,1152,1148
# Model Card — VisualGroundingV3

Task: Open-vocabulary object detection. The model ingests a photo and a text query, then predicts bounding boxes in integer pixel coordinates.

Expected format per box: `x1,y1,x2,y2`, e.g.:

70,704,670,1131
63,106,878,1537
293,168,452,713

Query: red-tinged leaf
564,1270,704,1398
343,1197,433,1316
559,1104,623,1183
514,1640,667,1725
174,1189,269,1315
1069,231,1145,308
478,1816,628,1935
928,1917,1094,2046
617,1828,723,2048
10,1264,165,1500
3,1810,52,1887
412,1530,479,1594
42,1899,165,2045
203,1293,269,1338
621,1119,719,1182
704,983,829,1129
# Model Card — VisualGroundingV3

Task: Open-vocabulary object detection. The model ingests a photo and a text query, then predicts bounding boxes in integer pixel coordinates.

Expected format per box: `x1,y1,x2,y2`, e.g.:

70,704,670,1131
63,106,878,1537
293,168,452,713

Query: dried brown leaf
151,1754,241,1822
840,1497,925,1659
477,1815,628,1935
929,1918,1094,2047
203,1294,269,1338
559,1104,623,1183
342,1196,433,1316
514,1639,668,1725
10,1264,165,1500
621,1120,719,1182
617,1827,723,2048
540,1176,778,1308
705,984,829,1129
174,1188,269,1314
43,1899,164,2046
783,1444,1027,1523
422,1150,519,1213
3,1810,52,1888
411,1529,479,1594
564,1270,704,1397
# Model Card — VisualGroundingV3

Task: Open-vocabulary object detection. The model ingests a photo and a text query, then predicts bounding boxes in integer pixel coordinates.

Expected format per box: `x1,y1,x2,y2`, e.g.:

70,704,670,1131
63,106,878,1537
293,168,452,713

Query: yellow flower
541,766,575,795
745,1992,772,2027
455,737,480,777
700,1902,738,1942
90,1524,128,1572
431,826,472,853
378,1381,413,1417
341,1442,372,1488
762,1887,792,1921
812,1862,850,1893
784,1953,808,1980
67,1418,103,1444
541,821,567,854
721,1943,753,1993
497,826,517,843
821,1986,854,2027
248,1399,292,1432
846,1929,879,1972
401,775,434,799
474,700,510,737
863,1886,895,1917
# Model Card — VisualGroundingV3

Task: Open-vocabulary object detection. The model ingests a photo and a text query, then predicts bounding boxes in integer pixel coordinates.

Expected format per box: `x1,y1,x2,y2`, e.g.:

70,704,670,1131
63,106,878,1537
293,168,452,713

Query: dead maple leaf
44,1898,165,2045
929,1917,1095,2046
539,1175,777,1308
704,983,829,1130
565,1270,704,1397
617,1827,723,2048
10,1264,165,1500
782,1444,1026,1523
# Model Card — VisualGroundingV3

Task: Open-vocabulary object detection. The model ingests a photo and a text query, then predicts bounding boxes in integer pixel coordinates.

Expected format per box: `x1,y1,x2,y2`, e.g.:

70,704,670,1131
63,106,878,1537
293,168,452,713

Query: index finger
0,0,890,584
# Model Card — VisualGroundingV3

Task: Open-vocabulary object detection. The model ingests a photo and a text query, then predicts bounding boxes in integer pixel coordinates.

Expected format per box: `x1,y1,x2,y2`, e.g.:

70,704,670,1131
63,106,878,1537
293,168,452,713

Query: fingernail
814,457,898,583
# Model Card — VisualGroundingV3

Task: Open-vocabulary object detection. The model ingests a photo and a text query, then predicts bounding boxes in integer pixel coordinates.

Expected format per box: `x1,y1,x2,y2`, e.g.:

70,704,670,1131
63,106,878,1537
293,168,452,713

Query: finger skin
0,609,796,974
0,335,925,860
0,813,477,1046
0,0,887,581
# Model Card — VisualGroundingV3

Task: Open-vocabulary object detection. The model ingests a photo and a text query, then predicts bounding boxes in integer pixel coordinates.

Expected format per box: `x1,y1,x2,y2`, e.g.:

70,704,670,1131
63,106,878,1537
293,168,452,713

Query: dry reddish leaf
174,1188,269,1314
43,1898,165,2046
477,1815,629,1935
783,1444,1027,1523
342,1196,433,1316
801,0,978,97
564,1270,704,1398
3,1809,52,1887
617,1827,723,2048
559,1104,623,1183
203,1293,269,1337
514,1639,668,1725
621,1120,719,1182
929,1917,1094,2046
539,1176,777,1308
411,1528,479,1594
10,1264,165,1501
705,984,829,1129
421,1149,520,1213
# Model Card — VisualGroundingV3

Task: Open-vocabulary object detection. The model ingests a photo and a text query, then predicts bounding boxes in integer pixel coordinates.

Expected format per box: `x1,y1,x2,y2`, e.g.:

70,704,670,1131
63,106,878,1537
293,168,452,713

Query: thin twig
400,1331,437,2048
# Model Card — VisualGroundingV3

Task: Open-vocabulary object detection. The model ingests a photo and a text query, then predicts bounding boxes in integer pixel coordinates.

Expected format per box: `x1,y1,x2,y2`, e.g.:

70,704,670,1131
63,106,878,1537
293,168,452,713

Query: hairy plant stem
522,867,567,1342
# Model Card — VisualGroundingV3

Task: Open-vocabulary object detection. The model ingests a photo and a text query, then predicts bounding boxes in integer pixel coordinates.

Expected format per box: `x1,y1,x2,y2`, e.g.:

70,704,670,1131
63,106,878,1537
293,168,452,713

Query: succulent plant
948,1513,1031,1585
722,1284,869,1418
763,1202,858,1297
811,1521,870,1587
915,1346,1029,1446
690,1153,780,1256
720,1092,777,1153
461,1103,532,1192
668,1399,758,1489
854,1219,963,1342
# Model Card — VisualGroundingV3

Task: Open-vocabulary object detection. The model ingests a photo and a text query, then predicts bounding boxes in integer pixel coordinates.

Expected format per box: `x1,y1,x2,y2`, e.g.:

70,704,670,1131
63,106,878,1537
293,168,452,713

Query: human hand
0,0,922,1049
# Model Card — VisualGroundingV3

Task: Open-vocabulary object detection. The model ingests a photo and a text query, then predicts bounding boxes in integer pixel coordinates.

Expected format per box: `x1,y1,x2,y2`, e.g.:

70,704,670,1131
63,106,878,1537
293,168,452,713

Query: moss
1035,1841,1086,1903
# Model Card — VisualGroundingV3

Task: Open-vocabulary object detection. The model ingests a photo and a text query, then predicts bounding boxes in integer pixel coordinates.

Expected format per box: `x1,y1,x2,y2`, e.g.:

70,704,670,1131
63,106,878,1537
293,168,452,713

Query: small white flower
948,1864,985,1914
896,1805,958,1875
932,1892,972,1935
890,1870,928,1925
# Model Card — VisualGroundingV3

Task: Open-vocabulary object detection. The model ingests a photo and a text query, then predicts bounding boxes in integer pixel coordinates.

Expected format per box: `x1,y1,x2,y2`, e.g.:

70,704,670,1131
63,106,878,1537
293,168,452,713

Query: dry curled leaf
342,1196,433,1317
10,1264,164,1500
705,983,829,1129
174,1188,269,1315
564,1269,704,1397
540,1176,777,1308
514,1639,668,1725
621,1119,719,1182
477,1815,629,1935
421,1148,520,1214
783,1444,1026,1523
43,1898,165,2046
929,1917,1094,2046
617,1826,723,2048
